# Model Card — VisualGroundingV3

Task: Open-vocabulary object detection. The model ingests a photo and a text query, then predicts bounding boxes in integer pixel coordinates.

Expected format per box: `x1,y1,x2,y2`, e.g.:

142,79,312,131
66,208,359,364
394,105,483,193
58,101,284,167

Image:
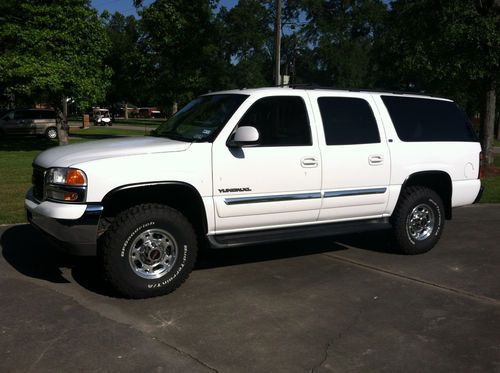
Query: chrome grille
32,166,45,201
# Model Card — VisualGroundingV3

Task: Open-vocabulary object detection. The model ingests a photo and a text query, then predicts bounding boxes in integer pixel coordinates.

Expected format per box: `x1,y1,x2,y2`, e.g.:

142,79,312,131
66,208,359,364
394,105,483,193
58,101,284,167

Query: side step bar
207,218,391,249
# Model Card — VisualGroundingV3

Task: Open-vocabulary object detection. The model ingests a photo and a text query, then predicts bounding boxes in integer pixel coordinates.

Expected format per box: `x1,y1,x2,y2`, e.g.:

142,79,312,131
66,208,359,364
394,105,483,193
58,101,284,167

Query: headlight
46,167,87,186
45,167,87,202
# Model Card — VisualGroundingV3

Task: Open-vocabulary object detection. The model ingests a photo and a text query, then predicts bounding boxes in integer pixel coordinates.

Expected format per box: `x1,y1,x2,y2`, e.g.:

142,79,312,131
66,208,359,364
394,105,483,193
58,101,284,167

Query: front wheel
391,186,445,255
100,204,198,298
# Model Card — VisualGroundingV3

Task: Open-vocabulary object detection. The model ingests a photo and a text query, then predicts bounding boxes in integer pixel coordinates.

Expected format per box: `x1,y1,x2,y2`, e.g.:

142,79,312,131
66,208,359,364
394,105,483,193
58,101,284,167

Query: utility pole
274,0,282,86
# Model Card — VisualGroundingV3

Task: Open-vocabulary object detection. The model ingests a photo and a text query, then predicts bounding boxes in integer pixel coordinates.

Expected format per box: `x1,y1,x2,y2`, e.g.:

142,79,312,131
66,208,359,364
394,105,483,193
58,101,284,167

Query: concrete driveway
1,205,499,372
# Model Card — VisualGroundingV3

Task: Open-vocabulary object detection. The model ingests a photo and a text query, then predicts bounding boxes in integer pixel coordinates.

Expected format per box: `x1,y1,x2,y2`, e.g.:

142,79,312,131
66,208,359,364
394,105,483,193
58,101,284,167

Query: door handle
368,155,384,165
301,157,319,168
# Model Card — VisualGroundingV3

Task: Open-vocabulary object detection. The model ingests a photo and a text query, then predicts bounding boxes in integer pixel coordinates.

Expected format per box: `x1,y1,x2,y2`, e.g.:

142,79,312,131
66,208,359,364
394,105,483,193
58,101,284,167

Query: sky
91,0,239,17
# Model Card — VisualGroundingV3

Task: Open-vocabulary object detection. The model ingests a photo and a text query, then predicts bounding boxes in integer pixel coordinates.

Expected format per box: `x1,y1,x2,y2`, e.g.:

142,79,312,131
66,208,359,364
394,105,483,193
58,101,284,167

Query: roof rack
277,84,443,98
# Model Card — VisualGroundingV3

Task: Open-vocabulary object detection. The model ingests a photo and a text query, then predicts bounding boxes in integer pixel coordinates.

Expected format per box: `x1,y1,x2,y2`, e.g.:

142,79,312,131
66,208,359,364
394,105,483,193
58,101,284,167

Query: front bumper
25,188,102,256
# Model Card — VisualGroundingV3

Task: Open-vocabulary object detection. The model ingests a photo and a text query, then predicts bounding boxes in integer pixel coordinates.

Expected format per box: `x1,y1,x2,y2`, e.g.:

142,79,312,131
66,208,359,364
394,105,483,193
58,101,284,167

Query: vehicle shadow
0,224,114,296
195,229,397,270
1,224,73,284
1,224,396,298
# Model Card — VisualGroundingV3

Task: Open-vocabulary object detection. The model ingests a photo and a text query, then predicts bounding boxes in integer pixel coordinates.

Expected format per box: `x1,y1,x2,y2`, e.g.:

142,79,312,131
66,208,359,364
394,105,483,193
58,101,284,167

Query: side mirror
227,126,260,148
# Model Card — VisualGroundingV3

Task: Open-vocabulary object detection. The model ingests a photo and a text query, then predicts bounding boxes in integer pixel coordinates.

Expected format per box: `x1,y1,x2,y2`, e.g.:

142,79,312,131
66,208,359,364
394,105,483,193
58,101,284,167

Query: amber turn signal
66,169,87,186
63,192,79,201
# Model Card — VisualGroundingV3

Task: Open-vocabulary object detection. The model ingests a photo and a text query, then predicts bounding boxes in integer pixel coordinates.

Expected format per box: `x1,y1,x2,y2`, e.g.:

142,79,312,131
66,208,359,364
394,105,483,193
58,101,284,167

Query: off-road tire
391,186,444,255
100,203,198,298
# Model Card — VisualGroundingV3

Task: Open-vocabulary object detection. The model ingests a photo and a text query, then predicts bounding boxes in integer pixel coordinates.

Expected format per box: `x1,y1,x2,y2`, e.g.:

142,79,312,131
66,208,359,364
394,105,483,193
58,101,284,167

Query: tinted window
381,96,477,142
14,110,30,120
38,110,56,119
237,96,311,146
318,97,380,145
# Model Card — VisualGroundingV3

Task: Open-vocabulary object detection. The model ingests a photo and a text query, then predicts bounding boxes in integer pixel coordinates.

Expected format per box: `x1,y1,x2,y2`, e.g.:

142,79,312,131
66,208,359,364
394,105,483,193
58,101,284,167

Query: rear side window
381,96,477,142
15,110,40,119
318,97,380,145
39,110,56,119
238,96,311,146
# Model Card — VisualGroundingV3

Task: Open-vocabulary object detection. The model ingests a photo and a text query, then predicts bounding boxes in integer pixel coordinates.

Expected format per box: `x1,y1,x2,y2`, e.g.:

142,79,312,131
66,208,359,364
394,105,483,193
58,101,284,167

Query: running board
207,218,391,249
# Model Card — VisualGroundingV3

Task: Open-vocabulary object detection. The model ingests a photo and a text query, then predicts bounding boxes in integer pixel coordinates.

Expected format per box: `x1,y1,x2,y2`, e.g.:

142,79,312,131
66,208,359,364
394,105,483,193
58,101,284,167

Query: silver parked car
0,109,58,139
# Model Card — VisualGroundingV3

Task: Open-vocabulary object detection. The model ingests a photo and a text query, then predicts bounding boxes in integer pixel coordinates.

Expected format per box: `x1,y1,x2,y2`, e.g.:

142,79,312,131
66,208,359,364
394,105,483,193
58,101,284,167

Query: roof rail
276,84,444,99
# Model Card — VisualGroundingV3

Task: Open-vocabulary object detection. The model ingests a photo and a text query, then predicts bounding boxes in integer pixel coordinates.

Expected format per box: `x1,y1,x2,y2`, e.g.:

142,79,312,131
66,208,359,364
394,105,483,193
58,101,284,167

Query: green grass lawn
0,138,60,224
0,135,499,224
482,176,500,203
0,129,148,224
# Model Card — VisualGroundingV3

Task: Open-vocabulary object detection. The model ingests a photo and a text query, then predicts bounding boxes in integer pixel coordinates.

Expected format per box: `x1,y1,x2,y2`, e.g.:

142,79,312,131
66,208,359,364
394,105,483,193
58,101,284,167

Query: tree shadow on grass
0,136,58,151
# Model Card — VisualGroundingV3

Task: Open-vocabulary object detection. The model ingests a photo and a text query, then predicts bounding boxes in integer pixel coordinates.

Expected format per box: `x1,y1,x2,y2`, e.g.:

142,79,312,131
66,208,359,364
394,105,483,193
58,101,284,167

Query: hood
34,136,191,168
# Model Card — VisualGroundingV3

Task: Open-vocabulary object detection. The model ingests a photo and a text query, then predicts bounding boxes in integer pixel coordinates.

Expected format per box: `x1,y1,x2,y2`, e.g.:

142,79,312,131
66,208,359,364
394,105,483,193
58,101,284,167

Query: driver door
212,94,322,233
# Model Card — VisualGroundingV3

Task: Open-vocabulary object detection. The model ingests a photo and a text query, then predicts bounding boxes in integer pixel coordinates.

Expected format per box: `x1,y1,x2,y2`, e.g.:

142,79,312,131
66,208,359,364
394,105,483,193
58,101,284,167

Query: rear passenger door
35,110,56,135
309,93,391,221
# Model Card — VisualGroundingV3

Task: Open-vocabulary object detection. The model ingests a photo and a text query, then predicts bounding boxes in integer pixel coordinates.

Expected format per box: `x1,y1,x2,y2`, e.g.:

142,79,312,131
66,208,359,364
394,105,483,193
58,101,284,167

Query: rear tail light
478,151,484,179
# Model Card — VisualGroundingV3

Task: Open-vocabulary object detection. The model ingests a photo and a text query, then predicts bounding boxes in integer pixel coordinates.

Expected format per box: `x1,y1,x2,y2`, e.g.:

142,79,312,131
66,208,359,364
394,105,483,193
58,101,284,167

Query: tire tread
100,203,197,298
391,186,444,255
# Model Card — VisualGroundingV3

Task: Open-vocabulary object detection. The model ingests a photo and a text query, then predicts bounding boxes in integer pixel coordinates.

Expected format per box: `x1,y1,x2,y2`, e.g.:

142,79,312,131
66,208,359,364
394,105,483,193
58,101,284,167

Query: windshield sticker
202,129,212,135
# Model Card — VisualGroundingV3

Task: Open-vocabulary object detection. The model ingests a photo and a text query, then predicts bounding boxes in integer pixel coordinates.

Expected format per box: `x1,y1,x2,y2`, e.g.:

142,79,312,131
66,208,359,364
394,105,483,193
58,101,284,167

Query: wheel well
402,171,452,219
100,183,208,239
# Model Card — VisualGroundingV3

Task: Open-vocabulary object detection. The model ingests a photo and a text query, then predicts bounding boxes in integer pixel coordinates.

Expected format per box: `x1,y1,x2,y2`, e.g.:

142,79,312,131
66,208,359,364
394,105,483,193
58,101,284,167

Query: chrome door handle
301,157,318,168
368,155,384,165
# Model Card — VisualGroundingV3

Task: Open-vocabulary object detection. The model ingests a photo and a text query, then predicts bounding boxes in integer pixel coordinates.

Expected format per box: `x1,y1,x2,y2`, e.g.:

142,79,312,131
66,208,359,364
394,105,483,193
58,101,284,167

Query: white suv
25,87,483,298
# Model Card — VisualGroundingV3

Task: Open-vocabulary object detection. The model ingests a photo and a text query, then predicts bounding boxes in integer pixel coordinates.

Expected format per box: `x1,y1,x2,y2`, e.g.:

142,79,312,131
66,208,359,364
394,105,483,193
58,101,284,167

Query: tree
374,0,499,165
218,0,274,88
103,12,148,118
297,0,388,87
0,0,111,144
138,0,225,112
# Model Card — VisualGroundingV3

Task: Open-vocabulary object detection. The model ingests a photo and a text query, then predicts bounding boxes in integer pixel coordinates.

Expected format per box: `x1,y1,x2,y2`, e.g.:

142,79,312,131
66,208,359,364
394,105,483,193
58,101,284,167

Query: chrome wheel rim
406,203,435,241
47,129,57,139
128,228,178,279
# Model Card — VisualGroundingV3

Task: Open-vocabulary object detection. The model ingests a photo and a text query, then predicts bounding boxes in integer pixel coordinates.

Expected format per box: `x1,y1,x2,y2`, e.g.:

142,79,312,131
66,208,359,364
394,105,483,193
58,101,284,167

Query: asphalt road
1,205,499,372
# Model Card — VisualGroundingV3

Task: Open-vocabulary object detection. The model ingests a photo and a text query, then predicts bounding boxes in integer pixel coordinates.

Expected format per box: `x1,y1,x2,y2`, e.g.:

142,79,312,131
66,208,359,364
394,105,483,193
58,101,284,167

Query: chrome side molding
223,187,387,205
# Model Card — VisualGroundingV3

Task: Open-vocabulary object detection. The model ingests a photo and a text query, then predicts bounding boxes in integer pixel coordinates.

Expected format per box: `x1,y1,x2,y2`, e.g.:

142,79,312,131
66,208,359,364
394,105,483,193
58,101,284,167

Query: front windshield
154,94,248,142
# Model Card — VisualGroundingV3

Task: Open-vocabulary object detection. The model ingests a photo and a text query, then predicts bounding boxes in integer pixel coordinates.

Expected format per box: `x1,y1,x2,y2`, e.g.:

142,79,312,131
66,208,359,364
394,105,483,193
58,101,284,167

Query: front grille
32,166,45,201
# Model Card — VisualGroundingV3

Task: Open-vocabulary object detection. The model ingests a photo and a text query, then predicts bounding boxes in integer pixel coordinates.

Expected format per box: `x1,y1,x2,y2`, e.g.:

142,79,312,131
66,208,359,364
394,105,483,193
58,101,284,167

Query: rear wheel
45,127,58,139
391,186,444,255
100,203,198,298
